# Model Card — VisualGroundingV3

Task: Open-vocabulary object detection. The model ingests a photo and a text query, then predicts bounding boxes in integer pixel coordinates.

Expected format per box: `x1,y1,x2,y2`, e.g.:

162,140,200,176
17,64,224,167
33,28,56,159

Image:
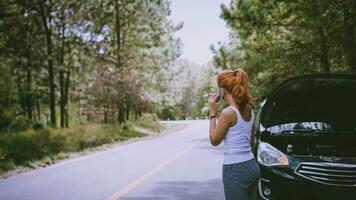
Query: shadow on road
122,178,224,200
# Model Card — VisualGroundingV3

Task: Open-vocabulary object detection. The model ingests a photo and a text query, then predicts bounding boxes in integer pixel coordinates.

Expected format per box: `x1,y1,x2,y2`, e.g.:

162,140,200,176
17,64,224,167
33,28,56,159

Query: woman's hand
209,93,219,116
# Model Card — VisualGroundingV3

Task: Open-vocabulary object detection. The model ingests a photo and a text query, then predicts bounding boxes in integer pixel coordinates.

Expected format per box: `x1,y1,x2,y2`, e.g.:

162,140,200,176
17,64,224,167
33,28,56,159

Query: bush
0,115,160,174
40,156,53,165
0,130,47,165
32,122,45,130
54,152,68,160
121,121,133,131
0,160,16,175
135,113,163,132
0,112,30,133
45,129,66,153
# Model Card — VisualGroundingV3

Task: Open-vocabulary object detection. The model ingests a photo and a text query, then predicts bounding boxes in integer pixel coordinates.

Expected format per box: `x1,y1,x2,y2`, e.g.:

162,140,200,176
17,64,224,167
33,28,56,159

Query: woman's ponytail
230,69,254,117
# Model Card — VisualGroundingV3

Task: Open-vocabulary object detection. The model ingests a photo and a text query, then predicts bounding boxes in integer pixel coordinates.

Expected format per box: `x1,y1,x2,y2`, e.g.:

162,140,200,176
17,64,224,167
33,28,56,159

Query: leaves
0,0,182,130
213,0,356,101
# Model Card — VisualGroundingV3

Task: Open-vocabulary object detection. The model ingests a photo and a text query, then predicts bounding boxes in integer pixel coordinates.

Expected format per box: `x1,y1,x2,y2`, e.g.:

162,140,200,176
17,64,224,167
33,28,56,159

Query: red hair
217,68,254,116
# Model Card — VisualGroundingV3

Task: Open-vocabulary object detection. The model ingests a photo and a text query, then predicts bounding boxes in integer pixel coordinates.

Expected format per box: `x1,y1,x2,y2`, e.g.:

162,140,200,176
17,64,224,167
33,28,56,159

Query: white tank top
223,106,255,164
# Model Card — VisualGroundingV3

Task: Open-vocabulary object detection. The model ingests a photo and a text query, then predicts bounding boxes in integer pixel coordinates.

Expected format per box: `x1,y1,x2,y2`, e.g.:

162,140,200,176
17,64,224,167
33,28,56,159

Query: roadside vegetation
0,114,163,177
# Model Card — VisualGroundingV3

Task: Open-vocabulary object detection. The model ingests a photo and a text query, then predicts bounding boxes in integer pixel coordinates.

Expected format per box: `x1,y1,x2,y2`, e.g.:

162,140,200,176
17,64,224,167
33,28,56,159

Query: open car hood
260,74,356,130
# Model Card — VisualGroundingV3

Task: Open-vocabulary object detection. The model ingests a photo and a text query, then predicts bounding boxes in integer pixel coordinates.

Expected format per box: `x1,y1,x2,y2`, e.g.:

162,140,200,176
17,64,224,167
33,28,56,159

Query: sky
169,0,231,66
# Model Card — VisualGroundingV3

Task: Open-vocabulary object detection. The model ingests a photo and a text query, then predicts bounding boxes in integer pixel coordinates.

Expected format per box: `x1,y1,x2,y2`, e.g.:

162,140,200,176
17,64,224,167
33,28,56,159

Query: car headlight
257,142,289,166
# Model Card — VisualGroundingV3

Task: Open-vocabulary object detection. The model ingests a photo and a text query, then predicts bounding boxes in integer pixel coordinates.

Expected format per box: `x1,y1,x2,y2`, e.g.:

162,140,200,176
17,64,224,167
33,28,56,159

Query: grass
0,114,163,177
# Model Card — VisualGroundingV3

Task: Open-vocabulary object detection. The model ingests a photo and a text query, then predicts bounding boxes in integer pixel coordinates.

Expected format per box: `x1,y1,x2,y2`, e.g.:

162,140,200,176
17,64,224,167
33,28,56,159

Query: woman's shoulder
222,106,237,116
220,107,238,126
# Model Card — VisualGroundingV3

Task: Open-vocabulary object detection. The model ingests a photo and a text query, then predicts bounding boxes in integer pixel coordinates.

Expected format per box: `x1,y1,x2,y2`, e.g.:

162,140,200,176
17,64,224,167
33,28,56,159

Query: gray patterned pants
222,158,261,200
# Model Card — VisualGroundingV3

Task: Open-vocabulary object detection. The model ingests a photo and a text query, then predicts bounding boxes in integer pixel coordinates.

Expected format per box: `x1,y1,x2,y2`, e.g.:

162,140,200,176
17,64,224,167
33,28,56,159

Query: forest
0,0,184,131
0,0,188,175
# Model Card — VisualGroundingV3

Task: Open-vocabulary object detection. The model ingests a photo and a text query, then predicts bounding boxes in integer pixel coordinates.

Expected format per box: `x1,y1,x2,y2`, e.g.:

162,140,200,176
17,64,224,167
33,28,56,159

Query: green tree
213,0,356,101
0,0,181,131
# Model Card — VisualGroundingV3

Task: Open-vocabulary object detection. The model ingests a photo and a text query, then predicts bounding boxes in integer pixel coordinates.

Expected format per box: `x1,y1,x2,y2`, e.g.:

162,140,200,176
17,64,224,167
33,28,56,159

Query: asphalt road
0,120,226,200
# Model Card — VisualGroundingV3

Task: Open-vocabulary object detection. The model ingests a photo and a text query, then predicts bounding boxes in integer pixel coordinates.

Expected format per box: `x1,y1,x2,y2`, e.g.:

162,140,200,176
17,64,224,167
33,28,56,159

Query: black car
252,74,356,200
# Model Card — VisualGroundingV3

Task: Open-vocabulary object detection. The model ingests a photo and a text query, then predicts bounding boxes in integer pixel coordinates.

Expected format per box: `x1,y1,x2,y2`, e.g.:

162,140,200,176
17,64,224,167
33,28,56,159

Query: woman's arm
209,95,231,146
209,111,231,146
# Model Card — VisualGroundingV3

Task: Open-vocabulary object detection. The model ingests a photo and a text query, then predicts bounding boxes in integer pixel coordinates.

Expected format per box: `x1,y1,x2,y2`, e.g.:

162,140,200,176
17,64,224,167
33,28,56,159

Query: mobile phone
215,88,224,103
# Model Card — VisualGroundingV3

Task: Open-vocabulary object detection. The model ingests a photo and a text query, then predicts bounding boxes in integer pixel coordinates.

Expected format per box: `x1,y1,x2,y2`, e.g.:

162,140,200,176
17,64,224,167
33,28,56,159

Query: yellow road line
105,138,204,200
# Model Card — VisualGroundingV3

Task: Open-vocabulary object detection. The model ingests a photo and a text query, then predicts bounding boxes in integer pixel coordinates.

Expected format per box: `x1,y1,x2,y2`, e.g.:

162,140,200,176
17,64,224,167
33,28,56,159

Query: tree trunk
344,1,356,74
126,103,130,120
17,78,26,113
59,11,66,128
117,106,126,124
104,110,108,123
25,24,33,121
115,2,127,125
64,67,70,128
318,27,330,74
35,92,41,121
59,70,65,128
40,1,56,127
121,108,126,123
19,9,34,121
26,60,33,120
115,1,122,69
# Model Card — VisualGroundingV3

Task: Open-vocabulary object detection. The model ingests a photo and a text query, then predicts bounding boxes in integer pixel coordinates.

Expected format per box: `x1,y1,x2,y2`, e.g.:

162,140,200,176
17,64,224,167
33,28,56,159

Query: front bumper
258,164,356,200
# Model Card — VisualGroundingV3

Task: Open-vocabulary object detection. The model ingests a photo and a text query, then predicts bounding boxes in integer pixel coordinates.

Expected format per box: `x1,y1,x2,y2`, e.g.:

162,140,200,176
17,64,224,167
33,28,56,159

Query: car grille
294,162,356,186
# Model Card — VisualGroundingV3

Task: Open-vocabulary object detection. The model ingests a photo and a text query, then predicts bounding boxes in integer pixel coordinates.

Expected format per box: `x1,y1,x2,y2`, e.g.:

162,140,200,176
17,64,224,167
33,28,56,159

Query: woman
209,68,260,200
